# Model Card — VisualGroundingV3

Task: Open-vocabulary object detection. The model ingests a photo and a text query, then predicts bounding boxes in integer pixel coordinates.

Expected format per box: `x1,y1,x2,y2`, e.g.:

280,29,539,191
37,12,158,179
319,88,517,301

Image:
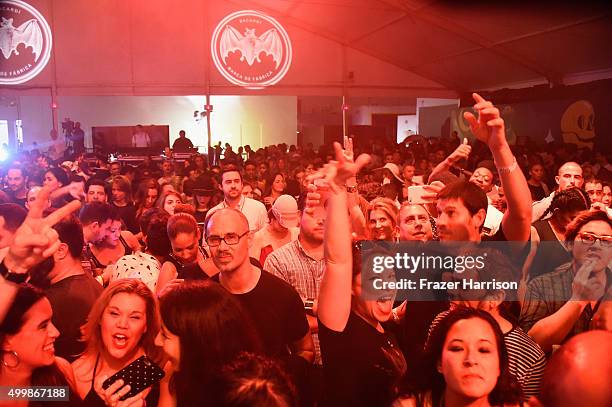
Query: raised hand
463,93,506,151
447,138,472,165
307,142,371,193
4,187,81,274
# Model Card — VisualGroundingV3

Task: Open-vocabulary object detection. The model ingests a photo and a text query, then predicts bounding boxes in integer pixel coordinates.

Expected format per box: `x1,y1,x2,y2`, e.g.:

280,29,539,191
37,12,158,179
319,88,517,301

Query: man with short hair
171,129,194,153
208,168,267,233
157,160,182,192
584,177,603,204
79,202,114,245
207,208,314,367
85,178,107,203
532,161,584,221
436,93,531,243
5,166,28,207
131,124,151,148
44,216,102,362
0,203,27,250
265,205,325,365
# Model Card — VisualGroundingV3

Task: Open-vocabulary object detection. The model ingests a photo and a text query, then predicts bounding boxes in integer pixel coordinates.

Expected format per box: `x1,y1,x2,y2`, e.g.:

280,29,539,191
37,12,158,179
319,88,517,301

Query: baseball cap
271,194,299,229
375,163,404,183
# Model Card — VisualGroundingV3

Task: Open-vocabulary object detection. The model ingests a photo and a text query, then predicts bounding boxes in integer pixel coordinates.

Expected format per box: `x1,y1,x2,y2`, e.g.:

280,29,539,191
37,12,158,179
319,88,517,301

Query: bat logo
211,10,292,89
220,26,283,69
0,17,43,61
0,0,52,85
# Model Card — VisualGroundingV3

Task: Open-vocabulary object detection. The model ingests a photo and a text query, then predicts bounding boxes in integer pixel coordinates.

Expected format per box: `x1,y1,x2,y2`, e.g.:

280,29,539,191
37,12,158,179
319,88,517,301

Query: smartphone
102,355,165,401
411,175,424,185
408,185,433,204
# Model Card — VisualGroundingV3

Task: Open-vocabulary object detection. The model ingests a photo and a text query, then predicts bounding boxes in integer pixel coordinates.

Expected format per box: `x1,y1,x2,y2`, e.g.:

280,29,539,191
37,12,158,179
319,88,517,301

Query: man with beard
35,216,102,361
265,204,326,365
208,167,267,233
4,165,28,208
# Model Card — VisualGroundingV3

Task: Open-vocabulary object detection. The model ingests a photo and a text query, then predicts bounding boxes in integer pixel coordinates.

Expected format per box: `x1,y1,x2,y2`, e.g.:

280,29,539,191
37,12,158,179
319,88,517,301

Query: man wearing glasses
520,210,612,353
206,208,315,369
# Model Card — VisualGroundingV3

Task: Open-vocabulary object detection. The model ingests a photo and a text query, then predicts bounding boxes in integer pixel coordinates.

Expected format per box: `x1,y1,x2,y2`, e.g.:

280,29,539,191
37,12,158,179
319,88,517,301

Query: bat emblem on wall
220,26,283,69
0,17,43,61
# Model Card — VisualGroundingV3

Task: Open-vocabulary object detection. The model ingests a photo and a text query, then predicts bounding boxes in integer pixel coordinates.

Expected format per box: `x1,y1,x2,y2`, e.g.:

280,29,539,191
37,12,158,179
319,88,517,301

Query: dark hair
52,215,84,258
167,213,198,240
565,209,612,242
7,164,27,178
208,352,297,407
0,285,73,390
145,213,172,258
221,166,243,183
45,167,69,187
537,187,590,221
79,202,113,226
437,180,488,217
0,203,27,232
404,307,522,405
159,281,261,406
139,207,165,237
85,178,107,195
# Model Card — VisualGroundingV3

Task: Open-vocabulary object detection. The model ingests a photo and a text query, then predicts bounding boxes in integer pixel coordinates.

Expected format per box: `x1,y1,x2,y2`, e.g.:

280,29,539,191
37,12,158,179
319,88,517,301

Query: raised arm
428,138,471,183
464,93,531,241
314,142,371,332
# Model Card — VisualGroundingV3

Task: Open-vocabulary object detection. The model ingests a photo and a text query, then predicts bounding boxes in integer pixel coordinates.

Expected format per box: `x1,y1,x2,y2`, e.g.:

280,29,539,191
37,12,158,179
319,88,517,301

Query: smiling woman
71,279,163,406
0,284,80,406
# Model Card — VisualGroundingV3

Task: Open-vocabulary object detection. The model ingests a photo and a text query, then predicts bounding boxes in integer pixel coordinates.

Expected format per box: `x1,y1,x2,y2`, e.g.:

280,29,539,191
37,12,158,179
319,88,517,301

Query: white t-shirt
209,196,268,233
132,131,151,148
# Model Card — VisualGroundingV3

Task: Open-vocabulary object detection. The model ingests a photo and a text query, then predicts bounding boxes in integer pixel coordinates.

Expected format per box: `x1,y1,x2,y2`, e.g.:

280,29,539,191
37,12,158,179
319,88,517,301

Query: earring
2,350,20,369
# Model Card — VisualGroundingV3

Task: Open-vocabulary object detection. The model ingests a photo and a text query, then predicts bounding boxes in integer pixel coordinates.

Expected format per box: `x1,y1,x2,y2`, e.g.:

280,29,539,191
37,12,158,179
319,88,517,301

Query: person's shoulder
245,197,266,210
260,270,298,292
71,354,95,379
528,262,572,287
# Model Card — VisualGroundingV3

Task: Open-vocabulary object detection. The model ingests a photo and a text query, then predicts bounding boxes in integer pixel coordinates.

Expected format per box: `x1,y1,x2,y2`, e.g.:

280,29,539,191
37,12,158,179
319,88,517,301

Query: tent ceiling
228,0,612,92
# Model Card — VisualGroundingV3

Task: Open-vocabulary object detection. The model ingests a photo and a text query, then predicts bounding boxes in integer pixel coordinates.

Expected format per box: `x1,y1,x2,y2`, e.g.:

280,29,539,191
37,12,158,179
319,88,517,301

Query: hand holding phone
408,185,434,204
101,355,165,401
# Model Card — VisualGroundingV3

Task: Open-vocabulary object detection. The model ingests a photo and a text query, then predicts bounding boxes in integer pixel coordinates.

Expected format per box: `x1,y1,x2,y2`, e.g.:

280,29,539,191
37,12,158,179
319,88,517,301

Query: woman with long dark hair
398,307,522,407
1,284,80,406
155,281,261,406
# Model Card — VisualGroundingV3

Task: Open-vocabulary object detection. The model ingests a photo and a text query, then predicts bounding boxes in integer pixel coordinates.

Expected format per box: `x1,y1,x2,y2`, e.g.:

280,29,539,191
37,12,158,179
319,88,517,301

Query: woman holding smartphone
72,279,163,407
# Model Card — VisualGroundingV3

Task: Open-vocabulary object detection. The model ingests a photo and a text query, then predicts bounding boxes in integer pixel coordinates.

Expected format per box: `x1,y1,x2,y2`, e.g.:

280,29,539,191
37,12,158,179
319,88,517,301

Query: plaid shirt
520,262,610,339
264,239,325,364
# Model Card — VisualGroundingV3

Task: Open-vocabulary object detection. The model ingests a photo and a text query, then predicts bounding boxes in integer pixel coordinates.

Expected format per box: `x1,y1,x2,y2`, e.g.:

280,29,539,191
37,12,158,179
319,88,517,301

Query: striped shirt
429,309,546,399
264,239,325,364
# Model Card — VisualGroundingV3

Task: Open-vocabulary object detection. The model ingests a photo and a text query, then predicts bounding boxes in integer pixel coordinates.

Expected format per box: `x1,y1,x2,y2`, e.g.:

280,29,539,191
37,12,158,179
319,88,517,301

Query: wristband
496,157,518,174
0,259,29,284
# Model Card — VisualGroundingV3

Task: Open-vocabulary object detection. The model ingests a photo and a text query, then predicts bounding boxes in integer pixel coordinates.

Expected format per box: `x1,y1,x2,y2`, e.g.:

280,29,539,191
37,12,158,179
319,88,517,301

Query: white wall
10,95,296,151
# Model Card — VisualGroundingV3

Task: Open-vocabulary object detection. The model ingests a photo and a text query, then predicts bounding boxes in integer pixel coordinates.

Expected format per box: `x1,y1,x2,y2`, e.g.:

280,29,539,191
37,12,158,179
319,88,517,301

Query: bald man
206,208,314,364
532,161,583,222
529,330,612,407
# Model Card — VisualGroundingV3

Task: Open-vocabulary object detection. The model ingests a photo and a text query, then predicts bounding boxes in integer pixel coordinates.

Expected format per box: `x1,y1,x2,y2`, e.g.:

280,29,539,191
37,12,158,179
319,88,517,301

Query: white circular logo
0,0,52,85
211,10,292,89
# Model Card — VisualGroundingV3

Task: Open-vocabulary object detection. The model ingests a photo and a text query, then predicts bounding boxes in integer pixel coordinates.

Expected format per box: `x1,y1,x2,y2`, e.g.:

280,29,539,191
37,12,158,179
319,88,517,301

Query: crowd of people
0,93,610,406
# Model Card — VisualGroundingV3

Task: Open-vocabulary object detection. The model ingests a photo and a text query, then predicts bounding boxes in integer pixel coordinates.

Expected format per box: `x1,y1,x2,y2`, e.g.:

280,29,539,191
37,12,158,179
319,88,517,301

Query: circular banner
211,10,292,89
0,0,52,84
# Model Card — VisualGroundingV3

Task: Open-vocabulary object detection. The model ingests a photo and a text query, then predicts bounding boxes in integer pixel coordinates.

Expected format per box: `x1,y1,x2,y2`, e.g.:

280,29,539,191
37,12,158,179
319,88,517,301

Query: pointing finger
462,138,468,145
472,92,486,104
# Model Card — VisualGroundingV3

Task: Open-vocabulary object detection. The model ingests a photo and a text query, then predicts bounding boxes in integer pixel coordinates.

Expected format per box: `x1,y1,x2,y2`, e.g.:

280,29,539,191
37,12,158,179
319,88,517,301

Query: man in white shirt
531,162,583,222
131,125,151,148
208,167,267,233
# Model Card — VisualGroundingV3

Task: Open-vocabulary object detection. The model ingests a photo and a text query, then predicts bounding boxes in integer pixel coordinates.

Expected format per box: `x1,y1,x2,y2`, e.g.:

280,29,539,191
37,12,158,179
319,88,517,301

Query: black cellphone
102,355,165,401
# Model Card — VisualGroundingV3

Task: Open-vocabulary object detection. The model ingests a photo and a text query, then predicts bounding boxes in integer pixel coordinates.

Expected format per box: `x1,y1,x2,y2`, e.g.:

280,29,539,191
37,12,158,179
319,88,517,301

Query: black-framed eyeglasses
206,231,249,247
578,232,612,247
